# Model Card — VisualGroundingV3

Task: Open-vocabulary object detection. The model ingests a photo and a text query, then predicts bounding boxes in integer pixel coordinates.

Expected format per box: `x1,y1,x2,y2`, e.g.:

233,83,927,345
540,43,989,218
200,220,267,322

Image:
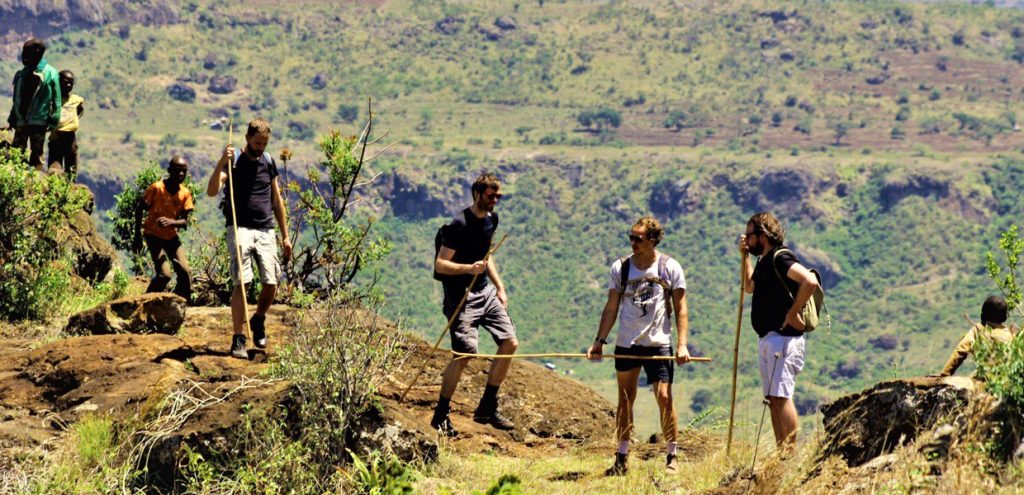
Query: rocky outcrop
649,179,703,218
435,16,464,35
0,0,178,51
52,185,118,283
65,293,187,335
379,172,456,220
879,173,995,222
167,83,196,103
208,75,238,95
818,377,977,467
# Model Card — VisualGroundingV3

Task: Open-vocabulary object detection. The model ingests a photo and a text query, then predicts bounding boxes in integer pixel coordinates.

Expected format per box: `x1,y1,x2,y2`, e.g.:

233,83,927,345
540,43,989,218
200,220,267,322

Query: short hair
23,38,45,54
981,295,1008,326
748,212,785,245
246,118,272,138
59,69,75,80
471,173,501,196
168,155,189,169
633,216,664,245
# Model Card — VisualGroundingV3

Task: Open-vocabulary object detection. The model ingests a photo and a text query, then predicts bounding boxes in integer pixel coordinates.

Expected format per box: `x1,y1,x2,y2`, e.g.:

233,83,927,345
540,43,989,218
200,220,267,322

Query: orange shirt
142,180,194,240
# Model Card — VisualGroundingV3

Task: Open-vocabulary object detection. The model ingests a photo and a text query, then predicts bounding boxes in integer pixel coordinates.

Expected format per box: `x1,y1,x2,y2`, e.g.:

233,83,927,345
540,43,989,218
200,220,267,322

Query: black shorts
614,345,674,384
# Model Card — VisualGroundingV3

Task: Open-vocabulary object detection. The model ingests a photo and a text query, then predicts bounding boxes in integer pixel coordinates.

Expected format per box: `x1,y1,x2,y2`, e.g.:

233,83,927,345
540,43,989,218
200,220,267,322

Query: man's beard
749,243,766,256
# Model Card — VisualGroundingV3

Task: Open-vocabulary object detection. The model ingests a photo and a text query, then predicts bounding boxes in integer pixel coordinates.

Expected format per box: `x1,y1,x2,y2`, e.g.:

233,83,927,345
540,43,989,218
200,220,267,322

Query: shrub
0,147,90,319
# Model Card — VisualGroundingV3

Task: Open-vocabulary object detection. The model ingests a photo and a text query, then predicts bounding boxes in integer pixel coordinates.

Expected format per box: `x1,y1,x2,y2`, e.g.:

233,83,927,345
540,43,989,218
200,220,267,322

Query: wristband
595,337,608,345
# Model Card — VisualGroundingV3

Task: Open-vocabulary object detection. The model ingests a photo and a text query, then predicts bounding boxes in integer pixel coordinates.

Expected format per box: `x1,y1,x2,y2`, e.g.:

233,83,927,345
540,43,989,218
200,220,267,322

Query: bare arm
673,288,690,363
588,290,621,359
784,262,819,330
435,246,487,276
206,145,232,197
486,255,508,308
271,176,292,259
739,236,754,294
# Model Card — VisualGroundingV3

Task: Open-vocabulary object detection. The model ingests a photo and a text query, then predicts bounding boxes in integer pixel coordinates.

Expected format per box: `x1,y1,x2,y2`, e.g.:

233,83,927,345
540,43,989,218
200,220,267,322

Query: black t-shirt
439,208,498,299
751,246,802,338
222,151,279,229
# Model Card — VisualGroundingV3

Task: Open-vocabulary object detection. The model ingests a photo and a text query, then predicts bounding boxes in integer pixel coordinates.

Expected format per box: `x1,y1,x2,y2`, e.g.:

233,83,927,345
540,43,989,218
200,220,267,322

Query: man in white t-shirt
588,216,691,475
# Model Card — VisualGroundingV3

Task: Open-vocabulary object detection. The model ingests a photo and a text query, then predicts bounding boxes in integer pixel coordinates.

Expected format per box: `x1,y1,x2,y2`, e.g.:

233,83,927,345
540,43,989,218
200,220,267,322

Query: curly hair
246,118,272,138
633,216,664,245
471,173,502,195
747,212,785,245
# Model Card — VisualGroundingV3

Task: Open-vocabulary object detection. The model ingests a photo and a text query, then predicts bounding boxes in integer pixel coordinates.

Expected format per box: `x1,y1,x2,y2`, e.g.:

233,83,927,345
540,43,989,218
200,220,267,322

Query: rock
65,293,187,336
789,243,844,288
56,186,118,283
434,16,464,35
494,16,517,31
818,377,976,467
167,83,196,103
381,172,449,220
208,75,237,95
760,38,780,49
203,53,218,70
310,72,328,90
479,26,503,41
649,179,702,218
779,49,796,62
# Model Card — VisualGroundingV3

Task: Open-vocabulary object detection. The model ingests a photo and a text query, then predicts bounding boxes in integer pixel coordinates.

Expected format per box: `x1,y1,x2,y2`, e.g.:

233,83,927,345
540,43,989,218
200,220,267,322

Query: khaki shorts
227,227,281,286
758,331,805,399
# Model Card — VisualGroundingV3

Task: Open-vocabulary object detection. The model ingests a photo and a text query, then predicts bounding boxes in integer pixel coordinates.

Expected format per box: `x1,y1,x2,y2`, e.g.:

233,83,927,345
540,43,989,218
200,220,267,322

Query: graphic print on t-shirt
630,279,658,317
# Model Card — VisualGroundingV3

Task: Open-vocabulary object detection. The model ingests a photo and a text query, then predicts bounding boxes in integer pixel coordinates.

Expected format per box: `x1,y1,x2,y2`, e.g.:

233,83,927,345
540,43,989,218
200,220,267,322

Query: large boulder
818,377,976,467
208,75,238,95
167,83,196,103
65,293,187,336
57,186,118,283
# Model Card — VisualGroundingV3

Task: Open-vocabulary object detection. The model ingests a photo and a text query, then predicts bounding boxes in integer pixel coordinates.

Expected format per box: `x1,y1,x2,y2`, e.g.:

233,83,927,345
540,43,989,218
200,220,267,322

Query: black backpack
433,211,466,281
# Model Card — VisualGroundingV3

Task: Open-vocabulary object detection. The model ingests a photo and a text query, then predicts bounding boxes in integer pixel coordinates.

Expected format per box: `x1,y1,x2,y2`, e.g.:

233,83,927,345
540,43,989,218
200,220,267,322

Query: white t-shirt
607,253,686,348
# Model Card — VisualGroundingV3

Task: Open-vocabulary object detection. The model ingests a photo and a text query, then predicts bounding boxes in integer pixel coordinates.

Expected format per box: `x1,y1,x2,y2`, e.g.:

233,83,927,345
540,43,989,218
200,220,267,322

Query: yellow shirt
941,322,1016,376
54,94,84,132
142,180,194,241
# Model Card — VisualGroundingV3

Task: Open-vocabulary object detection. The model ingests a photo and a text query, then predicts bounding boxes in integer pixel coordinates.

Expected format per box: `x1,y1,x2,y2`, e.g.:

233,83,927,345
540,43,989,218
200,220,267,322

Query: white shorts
227,227,282,286
758,332,805,399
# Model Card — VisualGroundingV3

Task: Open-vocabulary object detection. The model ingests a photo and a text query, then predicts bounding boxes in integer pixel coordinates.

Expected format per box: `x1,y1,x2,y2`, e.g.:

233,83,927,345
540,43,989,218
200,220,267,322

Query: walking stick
398,232,509,403
748,352,781,490
727,250,746,455
225,120,252,345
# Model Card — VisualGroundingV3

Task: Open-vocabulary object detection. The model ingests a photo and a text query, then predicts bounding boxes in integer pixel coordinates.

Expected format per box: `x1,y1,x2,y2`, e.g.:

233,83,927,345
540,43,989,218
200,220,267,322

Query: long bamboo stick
451,351,712,362
398,232,509,403
225,119,253,347
727,250,746,455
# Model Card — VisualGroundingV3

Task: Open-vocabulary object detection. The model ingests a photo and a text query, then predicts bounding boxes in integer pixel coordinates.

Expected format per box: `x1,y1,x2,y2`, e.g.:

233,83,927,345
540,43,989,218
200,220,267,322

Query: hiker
6,38,61,171
739,212,819,448
205,118,292,359
587,215,690,475
136,155,193,301
939,296,1017,377
431,173,518,437
48,70,84,177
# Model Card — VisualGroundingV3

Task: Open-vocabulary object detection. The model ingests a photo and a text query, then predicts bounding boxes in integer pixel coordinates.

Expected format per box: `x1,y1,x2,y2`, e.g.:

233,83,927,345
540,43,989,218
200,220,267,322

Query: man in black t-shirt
206,118,292,359
430,173,518,436
739,212,819,449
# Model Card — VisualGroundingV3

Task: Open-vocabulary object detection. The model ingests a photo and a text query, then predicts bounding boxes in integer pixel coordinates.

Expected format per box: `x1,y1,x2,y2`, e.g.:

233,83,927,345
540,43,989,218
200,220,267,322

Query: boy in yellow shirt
48,70,84,177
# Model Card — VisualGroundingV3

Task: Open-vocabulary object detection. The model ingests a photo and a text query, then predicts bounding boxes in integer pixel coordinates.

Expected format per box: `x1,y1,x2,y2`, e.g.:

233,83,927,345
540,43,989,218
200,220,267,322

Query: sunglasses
484,192,503,200
628,234,646,243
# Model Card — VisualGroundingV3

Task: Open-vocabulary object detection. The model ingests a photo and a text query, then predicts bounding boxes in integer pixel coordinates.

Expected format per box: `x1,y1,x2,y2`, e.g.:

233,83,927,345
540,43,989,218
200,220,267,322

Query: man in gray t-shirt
588,216,691,475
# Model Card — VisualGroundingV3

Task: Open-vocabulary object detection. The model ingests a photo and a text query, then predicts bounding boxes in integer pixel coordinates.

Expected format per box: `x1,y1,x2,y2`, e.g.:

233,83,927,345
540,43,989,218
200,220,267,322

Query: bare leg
768,396,798,448
485,338,519,386
256,283,276,314
231,285,246,336
615,368,641,444
653,381,678,444
440,358,470,400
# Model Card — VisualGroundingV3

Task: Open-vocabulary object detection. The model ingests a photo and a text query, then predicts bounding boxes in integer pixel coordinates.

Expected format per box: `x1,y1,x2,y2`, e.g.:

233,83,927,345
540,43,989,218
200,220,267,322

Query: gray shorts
443,285,517,354
227,227,282,286
758,331,806,399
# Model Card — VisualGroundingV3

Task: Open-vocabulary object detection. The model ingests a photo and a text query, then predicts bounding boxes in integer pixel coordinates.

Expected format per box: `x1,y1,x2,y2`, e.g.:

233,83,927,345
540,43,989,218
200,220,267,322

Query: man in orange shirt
135,155,194,301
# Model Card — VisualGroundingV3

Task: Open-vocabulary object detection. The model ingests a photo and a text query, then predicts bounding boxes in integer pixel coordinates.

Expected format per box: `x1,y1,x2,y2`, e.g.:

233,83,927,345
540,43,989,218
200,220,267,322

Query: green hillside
3,0,1024,436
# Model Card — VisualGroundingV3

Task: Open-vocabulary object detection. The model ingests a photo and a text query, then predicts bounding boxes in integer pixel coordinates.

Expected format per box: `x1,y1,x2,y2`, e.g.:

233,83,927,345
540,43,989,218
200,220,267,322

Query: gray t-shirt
607,253,686,348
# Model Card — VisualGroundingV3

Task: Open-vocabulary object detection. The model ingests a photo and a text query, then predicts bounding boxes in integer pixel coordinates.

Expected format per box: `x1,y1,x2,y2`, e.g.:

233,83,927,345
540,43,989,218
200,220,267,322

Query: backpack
617,252,676,317
771,248,830,333
219,150,274,216
433,211,466,281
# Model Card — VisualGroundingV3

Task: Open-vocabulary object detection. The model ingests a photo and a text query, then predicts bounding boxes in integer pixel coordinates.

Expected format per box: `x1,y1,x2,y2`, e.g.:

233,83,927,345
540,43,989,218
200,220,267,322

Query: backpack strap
771,248,797,303
618,256,631,297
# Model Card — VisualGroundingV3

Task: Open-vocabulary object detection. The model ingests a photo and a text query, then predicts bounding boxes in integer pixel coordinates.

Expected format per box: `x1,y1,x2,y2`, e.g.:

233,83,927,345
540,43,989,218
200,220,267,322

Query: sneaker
250,314,267,348
230,335,248,359
666,454,678,473
473,407,515,431
430,413,458,438
605,453,628,476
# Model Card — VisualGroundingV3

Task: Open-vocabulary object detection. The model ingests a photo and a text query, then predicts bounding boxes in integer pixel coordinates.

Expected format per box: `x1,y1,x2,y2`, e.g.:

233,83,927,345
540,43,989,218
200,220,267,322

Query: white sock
617,440,629,455
667,442,678,456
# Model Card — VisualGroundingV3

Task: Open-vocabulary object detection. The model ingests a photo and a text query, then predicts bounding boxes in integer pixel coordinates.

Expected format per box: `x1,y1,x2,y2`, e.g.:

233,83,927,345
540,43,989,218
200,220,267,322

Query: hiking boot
230,335,248,359
605,453,628,476
666,454,678,473
250,314,267,348
473,406,515,431
430,413,458,438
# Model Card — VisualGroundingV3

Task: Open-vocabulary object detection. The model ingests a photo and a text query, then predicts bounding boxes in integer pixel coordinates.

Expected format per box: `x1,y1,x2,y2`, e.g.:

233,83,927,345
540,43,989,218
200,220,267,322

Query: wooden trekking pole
727,249,747,455
225,119,252,345
452,351,712,362
398,232,509,403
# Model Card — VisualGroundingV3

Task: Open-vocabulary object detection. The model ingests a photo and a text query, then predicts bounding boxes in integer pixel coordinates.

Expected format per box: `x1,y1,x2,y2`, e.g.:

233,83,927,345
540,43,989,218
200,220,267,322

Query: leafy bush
348,451,416,494
0,147,90,319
